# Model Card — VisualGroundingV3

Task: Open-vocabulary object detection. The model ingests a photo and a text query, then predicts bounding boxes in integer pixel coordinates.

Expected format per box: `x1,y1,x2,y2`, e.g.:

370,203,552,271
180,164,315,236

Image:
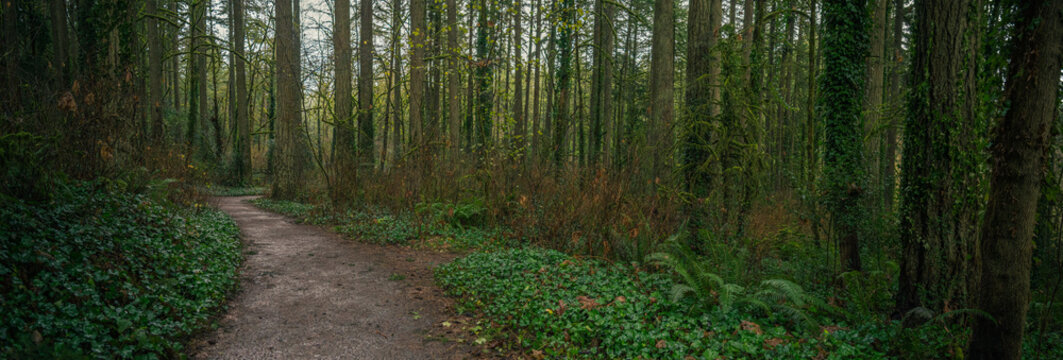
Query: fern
647,235,747,313
649,233,839,333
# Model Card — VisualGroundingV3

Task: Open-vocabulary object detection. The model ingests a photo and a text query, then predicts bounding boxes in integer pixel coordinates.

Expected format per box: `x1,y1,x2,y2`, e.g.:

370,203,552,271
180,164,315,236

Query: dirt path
190,196,474,359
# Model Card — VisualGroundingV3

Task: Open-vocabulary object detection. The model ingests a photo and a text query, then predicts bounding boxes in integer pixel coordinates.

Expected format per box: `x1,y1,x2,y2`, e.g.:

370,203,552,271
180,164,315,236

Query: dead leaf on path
656,339,667,349
531,349,544,359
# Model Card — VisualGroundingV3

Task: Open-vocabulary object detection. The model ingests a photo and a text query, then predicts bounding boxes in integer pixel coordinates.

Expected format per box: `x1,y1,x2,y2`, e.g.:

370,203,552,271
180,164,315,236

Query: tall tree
49,0,70,88
447,0,460,154
233,0,250,183
147,0,164,142
272,0,305,199
410,0,426,148
588,0,615,167
474,0,495,154
186,0,202,152
968,1,1063,358
511,0,525,154
864,0,886,198
819,0,868,272
552,0,574,170
390,0,404,163
881,0,903,212
683,0,722,219
647,0,674,181
358,0,374,166
333,0,355,194
197,0,209,154
896,0,979,317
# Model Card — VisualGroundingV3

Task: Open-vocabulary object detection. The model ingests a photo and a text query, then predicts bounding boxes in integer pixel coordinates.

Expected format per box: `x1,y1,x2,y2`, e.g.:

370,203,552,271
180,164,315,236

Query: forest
1,0,1062,358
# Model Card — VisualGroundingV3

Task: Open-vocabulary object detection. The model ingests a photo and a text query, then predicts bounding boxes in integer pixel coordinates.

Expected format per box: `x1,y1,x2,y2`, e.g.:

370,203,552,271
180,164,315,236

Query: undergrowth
249,198,513,251
435,248,889,359
0,180,242,358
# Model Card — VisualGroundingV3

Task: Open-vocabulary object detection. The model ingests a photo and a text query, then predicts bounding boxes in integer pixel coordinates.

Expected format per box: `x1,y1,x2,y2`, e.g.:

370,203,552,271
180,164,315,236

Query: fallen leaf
577,296,600,310
741,320,763,335
764,338,785,349
656,339,667,349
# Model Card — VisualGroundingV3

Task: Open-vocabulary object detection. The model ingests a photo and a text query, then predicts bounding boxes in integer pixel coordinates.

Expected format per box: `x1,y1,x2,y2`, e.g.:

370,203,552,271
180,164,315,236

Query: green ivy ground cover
0,181,242,358
435,248,893,359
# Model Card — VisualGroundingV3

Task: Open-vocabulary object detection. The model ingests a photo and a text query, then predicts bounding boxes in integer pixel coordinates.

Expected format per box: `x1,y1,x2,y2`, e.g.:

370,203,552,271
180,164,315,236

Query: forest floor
188,196,482,359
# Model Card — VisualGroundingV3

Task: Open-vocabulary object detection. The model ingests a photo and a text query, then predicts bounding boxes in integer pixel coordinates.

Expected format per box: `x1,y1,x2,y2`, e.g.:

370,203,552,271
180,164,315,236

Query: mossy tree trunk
819,0,868,272
968,1,1063,358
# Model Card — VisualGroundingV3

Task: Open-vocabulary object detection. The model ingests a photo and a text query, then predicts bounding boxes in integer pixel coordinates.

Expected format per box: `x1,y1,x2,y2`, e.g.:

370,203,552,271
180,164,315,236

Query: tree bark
358,0,374,166
50,0,69,88
390,0,403,163
864,0,886,197
147,0,164,142
197,0,209,154
896,0,979,318
410,0,426,148
819,0,868,272
272,0,306,199
968,1,1062,358
588,0,614,167
447,0,460,154
333,0,355,194
647,0,674,182
552,0,574,171
511,0,525,154
233,0,249,184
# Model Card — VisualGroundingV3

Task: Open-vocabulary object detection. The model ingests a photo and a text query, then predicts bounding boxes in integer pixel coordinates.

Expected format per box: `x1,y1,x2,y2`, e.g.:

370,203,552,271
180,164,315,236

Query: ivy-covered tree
896,0,981,320
818,0,868,272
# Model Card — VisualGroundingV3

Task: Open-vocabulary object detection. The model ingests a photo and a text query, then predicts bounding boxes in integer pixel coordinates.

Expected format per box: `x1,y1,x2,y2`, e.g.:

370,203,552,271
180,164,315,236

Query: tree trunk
390,0,403,163
864,0,886,200
552,0,574,171
358,0,374,167
186,0,201,154
896,0,979,319
447,0,460,155
197,0,209,154
647,0,674,182
475,0,494,154
882,0,903,212
272,0,305,199
50,0,69,88
410,0,426,148
333,0,355,194
588,0,614,167
819,0,867,272
968,2,1062,358
511,0,525,154
147,0,163,143
233,0,250,184
682,0,720,195
531,0,543,160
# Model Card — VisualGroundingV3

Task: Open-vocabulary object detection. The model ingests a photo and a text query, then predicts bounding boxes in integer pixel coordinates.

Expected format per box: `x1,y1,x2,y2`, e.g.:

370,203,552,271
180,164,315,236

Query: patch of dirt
189,196,489,359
